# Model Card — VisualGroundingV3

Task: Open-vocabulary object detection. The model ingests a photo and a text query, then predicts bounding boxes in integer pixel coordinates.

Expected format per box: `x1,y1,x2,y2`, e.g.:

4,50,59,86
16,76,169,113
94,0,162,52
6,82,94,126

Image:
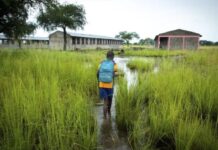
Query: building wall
184,37,198,50
0,39,49,49
170,37,198,50
49,31,122,50
155,36,199,50
170,37,183,50
49,31,72,50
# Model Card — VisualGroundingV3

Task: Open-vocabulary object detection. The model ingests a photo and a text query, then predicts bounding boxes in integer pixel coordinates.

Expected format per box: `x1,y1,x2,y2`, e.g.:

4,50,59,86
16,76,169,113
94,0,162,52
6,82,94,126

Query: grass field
116,47,218,149
0,50,103,149
0,47,218,150
127,58,155,72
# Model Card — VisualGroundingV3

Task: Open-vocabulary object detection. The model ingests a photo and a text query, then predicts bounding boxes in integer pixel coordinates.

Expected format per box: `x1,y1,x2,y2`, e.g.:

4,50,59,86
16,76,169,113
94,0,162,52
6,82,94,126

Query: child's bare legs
103,99,108,119
107,95,113,117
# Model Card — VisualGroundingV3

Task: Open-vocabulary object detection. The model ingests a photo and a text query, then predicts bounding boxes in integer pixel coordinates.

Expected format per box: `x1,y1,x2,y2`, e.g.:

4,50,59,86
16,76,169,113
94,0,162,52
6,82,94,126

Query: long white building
49,31,123,50
0,31,123,50
0,33,49,49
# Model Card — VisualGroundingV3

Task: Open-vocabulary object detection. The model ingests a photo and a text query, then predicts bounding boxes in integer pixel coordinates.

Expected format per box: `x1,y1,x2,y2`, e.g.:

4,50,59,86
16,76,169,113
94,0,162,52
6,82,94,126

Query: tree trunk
18,39,22,49
63,27,67,51
126,40,130,47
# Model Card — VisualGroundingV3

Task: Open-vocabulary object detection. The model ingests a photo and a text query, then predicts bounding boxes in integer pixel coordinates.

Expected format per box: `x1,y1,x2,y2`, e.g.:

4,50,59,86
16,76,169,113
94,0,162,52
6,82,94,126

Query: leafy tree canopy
200,40,216,46
115,31,139,45
37,3,86,50
139,38,154,45
0,0,55,41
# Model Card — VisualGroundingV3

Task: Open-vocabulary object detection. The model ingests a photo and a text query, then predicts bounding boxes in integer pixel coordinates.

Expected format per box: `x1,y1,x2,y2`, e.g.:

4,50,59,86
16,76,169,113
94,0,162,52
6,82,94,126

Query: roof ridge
158,29,201,36
55,31,123,40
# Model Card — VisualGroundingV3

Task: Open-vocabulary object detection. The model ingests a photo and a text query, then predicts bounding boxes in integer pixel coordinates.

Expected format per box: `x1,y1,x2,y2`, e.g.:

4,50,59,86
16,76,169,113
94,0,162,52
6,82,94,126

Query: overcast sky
34,0,218,42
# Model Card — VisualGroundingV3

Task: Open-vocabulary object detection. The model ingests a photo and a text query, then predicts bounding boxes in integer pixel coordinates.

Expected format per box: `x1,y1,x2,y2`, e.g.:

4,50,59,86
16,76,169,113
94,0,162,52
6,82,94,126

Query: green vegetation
127,59,155,72
115,31,139,45
0,50,103,149
116,48,218,149
37,3,86,50
0,0,56,48
1,47,218,150
124,49,187,57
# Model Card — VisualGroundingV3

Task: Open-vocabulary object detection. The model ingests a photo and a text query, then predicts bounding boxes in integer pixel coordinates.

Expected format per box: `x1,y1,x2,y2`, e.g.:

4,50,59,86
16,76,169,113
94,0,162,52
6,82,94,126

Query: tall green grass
123,49,187,57
116,48,218,149
0,50,103,149
127,59,155,72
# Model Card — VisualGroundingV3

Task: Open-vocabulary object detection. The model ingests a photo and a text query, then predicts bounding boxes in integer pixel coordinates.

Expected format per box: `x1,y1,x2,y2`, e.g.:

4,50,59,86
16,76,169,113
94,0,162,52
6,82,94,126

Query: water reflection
114,57,138,88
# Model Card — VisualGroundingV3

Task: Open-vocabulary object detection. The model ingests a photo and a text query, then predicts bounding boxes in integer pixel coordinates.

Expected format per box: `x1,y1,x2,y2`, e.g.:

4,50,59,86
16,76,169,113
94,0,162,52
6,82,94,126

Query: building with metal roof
0,33,49,49
49,31,123,50
154,29,202,50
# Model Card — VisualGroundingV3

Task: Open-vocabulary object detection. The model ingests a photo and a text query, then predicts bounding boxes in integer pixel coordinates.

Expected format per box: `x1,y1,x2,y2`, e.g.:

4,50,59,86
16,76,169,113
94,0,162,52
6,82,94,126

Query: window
86,38,88,44
72,37,76,44
27,40,30,45
82,38,84,45
77,37,80,44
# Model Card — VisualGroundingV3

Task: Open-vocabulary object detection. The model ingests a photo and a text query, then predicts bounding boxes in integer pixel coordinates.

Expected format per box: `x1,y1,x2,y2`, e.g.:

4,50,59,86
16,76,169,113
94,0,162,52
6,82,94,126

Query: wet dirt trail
95,57,137,150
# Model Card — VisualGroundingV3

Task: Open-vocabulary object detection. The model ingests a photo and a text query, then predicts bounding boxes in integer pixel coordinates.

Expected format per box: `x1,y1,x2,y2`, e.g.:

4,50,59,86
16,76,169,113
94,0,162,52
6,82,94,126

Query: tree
200,40,214,46
115,31,139,46
37,3,86,50
144,38,154,45
138,38,154,45
214,42,218,46
138,39,145,45
0,0,55,47
13,22,36,48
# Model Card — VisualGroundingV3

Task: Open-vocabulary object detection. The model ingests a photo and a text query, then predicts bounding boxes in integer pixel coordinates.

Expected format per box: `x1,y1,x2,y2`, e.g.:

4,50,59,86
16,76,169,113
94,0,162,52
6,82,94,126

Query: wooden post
158,36,160,49
197,37,199,49
167,36,171,50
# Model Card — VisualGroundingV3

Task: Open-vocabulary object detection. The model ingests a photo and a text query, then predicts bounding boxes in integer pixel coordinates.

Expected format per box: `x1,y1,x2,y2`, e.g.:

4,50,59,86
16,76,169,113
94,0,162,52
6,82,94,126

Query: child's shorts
99,88,113,100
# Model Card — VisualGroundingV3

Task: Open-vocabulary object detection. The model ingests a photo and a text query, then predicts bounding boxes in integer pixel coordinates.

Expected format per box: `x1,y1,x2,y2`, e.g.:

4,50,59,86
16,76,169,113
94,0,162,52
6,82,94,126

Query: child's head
106,50,114,60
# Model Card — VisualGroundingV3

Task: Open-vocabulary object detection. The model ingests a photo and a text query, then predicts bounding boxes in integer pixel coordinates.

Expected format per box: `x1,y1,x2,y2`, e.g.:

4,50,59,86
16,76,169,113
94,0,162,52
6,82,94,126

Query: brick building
155,29,202,50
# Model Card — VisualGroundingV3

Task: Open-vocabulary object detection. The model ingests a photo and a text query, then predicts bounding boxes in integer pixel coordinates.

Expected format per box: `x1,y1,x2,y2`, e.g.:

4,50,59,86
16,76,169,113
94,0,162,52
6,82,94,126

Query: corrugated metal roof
22,36,49,41
158,29,201,36
154,29,202,40
0,33,49,41
50,31,123,41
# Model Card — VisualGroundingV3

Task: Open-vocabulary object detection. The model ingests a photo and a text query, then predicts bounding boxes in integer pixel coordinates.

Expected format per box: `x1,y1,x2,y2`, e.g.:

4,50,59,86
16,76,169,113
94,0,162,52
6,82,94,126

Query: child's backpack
99,60,114,83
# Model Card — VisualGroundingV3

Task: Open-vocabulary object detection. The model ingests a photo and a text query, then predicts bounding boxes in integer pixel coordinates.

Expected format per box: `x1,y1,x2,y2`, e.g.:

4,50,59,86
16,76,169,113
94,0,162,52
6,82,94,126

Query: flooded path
95,56,161,149
95,57,136,150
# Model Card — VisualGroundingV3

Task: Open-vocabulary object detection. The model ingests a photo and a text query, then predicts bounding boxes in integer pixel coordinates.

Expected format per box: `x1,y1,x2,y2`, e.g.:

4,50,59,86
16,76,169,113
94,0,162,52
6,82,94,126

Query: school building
0,33,49,49
49,31,123,50
155,29,202,50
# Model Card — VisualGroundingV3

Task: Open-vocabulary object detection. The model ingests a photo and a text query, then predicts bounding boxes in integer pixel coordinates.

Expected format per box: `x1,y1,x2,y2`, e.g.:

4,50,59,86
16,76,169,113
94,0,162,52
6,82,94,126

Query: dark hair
106,50,114,60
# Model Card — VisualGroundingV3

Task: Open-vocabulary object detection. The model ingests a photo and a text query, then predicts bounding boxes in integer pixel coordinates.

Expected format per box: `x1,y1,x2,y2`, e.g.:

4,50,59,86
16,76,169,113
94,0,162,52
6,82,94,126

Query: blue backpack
99,60,114,83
